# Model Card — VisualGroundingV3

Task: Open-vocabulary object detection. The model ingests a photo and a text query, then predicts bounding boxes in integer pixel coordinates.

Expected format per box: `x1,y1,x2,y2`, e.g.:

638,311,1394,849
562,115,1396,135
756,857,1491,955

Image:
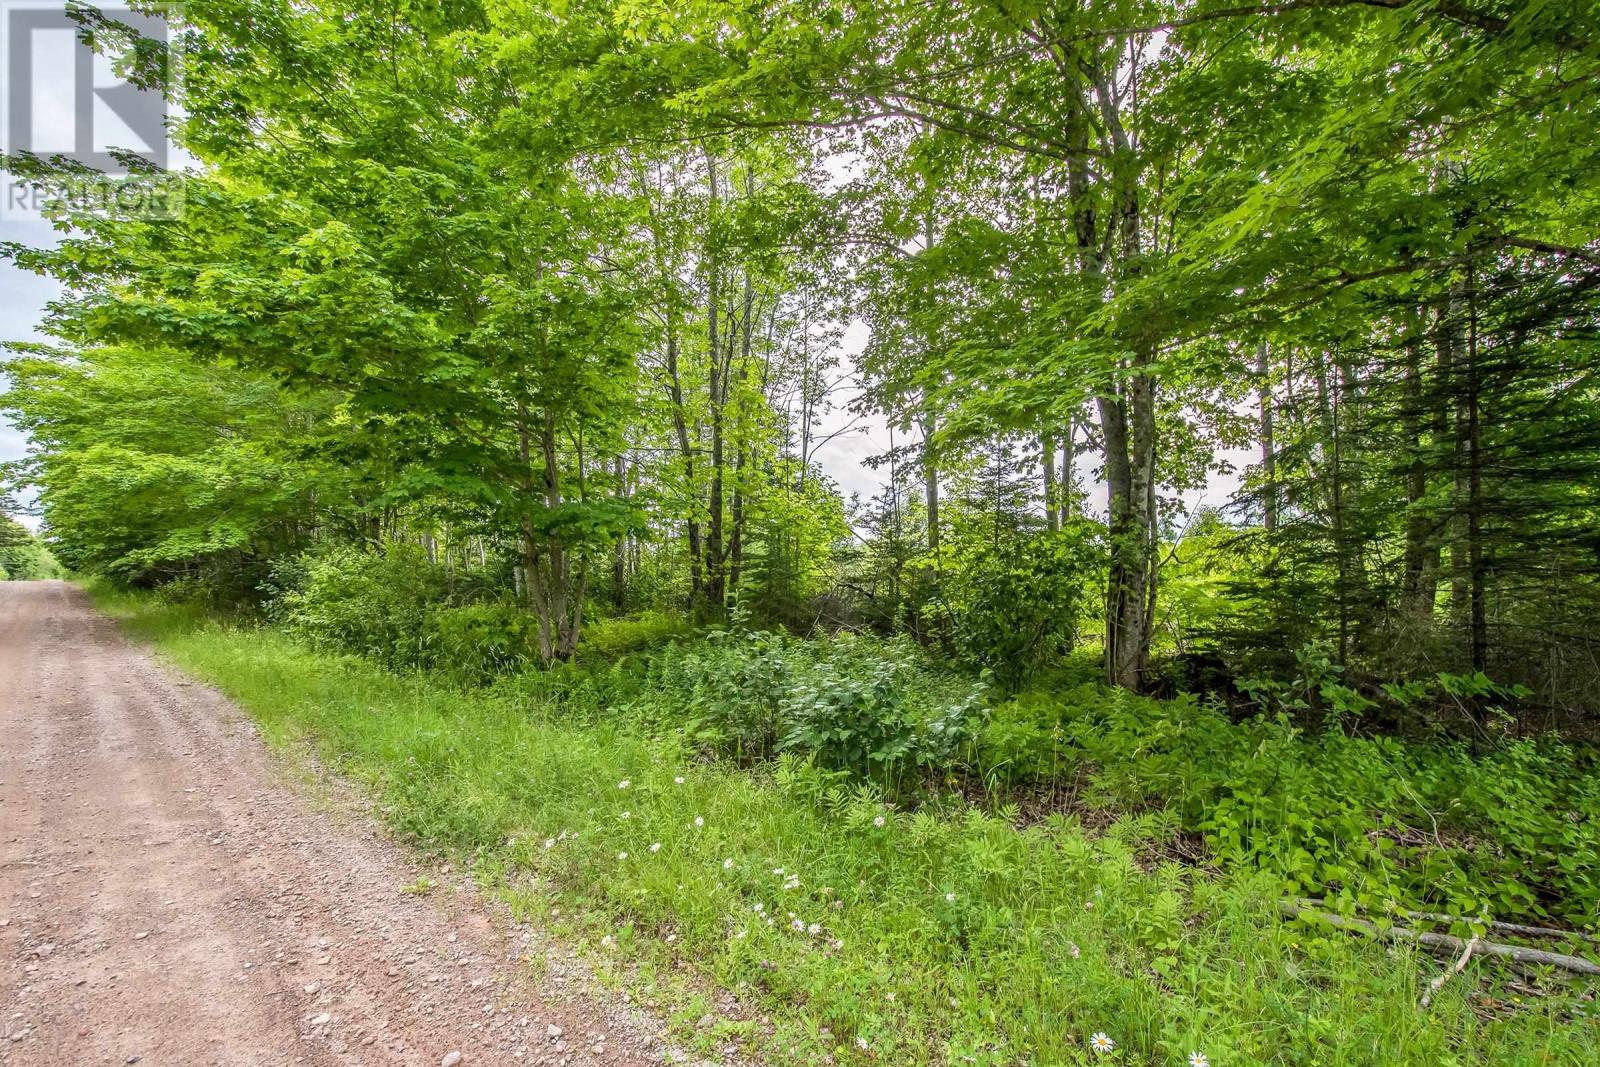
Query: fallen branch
1277,901,1600,977
1420,934,1477,1009
1296,897,1600,946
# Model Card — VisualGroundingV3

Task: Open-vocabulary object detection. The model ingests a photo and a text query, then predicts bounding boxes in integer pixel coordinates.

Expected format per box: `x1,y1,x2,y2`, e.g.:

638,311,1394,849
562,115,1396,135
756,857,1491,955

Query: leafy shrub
625,629,987,787
430,602,539,681
974,684,1600,926
274,545,445,670
943,523,1100,690
778,634,986,778
578,610,692,659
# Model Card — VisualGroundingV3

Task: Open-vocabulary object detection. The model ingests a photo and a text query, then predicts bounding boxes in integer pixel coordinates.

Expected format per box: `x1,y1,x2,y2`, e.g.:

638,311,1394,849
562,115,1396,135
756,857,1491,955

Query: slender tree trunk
1257,339,1278,532
664,328,702,599
515,401,554,662
1061,420,1074,522
1465,266,1487,671
703,151,726,617
1400,311,1441,622
1042,430,1059,533
611,454,628,609
1311,348,1352,663
919,403,940,563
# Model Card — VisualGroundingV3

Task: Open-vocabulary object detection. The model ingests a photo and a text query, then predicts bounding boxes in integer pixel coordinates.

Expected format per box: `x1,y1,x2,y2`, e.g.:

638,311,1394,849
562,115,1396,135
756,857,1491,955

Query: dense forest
8,0,1600,703
3,2,1599,1062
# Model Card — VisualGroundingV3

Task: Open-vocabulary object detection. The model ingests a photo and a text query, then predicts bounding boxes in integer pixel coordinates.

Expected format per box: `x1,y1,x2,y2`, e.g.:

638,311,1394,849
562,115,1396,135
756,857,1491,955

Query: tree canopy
4,0,1598,707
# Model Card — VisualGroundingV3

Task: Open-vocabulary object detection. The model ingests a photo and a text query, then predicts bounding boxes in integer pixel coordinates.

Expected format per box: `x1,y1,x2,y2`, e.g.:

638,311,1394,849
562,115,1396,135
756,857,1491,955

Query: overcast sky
1,223,61,531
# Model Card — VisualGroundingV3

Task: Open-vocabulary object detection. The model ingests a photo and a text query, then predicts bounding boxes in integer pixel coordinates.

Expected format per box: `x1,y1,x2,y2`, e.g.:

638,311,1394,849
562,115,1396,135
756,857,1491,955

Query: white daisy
1089,1032,1115,1054
649,842,661,853
617,779,630,789
1188,1054,1209,1067
944,892,956,903
723,858,734,869
617,851,628,860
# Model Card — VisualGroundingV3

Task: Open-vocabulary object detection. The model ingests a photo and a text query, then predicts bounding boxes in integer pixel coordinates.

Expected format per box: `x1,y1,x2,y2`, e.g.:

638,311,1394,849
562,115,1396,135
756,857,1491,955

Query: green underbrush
93,582,1599,1066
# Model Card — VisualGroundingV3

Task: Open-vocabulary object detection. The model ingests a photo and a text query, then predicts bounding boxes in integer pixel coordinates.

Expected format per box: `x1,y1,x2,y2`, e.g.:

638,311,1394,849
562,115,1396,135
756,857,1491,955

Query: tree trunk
919,403,940,563
611,454,628,609
1256,339,1278,532
1464,266,1487,671
1042,430,1059,533
703,151,726,617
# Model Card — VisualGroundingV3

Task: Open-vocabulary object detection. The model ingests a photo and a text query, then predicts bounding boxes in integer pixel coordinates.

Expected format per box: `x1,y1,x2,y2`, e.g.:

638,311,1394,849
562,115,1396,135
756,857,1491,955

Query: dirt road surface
0,581,683,1067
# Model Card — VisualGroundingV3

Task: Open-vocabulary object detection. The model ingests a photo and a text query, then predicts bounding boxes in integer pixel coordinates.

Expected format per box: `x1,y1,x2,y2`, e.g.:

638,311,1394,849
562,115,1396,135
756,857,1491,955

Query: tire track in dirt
0,581,694,1067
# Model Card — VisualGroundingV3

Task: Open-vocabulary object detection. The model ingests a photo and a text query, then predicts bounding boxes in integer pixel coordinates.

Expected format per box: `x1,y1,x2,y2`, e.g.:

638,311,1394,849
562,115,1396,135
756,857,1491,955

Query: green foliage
96,585,1600,1067
276,546,447,671
626,629,986,786
943,521,1101,690
974,685,1600,929
0,516,65,580
578,611,693,660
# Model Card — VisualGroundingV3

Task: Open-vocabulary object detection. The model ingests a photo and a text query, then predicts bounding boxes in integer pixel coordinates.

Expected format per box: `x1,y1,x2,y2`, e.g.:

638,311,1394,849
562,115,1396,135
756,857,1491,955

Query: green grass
92,582,1599,1066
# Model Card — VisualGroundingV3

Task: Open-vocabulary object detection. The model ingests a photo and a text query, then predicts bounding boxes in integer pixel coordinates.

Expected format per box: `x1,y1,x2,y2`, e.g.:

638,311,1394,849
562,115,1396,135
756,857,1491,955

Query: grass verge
91,583,1599,1066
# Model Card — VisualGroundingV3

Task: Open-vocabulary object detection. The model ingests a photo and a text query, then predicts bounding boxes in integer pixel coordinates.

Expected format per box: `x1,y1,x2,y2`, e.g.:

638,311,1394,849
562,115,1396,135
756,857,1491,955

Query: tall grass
92,583,1599,1066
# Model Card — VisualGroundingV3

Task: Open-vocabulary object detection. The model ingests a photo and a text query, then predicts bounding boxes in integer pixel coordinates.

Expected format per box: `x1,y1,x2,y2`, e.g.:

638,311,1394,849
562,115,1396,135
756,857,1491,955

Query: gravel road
0,581,687,1067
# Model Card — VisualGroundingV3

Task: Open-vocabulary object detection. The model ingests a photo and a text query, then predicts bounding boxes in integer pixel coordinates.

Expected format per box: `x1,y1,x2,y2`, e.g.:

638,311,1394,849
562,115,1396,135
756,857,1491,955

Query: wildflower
856,1037,869,1050
1089,1033,1115,1054
617,779,631,789
872,815,885,828
1084,900,1094,910
619,811,631,820
600,935,615,948
783,875,800,890
791,918,805,931
944,892,956,903
650,842,662,853
723,858,734,870
694,817,704,828
674,776,685,785
773,867,784,875
752,903,765,914
1068,942,1081,959
1188,1054,1209,1067
807,923,821,936
543,838,555,850
617,851,628,860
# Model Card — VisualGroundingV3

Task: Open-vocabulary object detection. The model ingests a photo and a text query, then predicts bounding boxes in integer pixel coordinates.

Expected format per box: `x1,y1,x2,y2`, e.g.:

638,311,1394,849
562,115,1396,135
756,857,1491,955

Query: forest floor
0,581,701,1067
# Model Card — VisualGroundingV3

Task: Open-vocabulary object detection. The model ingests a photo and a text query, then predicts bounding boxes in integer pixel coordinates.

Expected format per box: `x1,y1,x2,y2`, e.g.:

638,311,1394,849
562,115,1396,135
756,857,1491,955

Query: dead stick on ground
1297,896,1600,945
1421,934,1477,1009
1277,901,1600,977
